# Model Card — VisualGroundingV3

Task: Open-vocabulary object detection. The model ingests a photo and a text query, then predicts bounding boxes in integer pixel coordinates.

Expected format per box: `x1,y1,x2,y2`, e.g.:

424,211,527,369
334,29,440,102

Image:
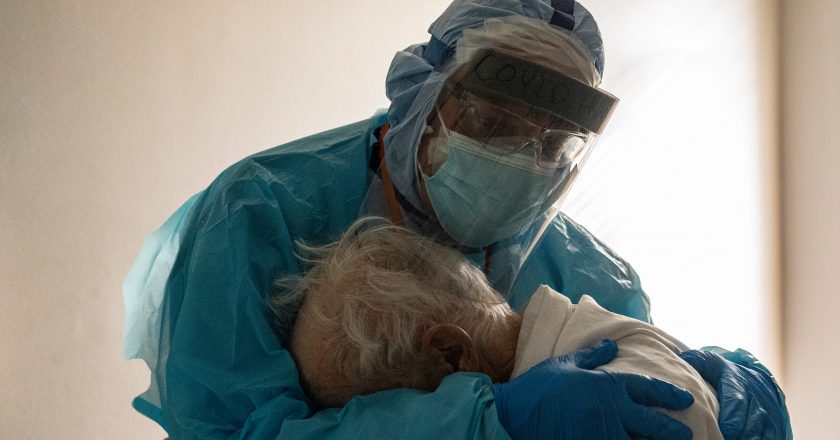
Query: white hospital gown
512,285,722,440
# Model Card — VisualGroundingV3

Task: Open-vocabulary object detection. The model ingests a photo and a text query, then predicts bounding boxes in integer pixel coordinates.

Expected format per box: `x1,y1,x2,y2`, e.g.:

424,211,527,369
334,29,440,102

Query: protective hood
383,0,606,216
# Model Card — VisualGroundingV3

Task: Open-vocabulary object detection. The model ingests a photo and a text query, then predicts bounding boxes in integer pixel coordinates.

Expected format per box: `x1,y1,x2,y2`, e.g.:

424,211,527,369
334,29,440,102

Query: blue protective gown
125,112,652,438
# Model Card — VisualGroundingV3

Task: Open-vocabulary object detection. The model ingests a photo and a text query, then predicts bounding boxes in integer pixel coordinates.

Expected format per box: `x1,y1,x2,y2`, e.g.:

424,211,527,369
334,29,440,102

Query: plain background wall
1,1,448,438
562,0,781,364
2,0,833,438
780,0,840,437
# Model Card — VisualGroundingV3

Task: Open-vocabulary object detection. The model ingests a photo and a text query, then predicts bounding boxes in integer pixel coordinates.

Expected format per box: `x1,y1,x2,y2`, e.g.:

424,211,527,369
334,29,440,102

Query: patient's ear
420,323,480,376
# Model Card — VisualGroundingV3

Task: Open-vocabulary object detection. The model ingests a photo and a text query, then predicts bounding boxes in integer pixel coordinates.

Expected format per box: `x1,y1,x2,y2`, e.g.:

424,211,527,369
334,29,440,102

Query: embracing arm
252,374,509,440
680,347,793,440
155,177,512,439
133,177,694,439
512,213,791,439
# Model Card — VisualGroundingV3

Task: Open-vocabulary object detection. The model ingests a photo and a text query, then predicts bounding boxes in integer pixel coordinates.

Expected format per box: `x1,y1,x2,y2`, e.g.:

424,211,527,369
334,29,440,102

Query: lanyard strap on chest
376,123,404,227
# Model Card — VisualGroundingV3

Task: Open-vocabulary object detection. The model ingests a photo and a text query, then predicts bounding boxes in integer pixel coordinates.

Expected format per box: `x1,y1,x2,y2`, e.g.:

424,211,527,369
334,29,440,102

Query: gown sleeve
124,116,511,439
160,173,511,439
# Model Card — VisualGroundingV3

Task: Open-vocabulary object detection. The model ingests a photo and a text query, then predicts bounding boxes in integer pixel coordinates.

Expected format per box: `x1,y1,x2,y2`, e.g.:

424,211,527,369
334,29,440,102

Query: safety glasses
440,82,590,167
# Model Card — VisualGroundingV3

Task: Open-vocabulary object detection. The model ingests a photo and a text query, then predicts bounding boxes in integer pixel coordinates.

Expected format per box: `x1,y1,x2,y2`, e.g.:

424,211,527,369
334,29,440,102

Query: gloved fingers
679,349,725,387
729,404,787,440
716,376,750,439
683,349,790,440
707,362,787,440
569,338,619,370
719,380,783,440
741,407,780,440
615,372,694,410
622,405,693,440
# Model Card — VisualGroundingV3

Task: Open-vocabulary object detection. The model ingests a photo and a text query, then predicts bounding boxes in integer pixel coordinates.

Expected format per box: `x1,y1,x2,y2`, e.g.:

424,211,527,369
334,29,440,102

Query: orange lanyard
376,124,492,274
376,123,404,227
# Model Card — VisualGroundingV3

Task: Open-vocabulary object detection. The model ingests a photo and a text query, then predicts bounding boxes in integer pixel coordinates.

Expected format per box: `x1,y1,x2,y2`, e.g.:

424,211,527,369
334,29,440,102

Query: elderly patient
271,218,722,439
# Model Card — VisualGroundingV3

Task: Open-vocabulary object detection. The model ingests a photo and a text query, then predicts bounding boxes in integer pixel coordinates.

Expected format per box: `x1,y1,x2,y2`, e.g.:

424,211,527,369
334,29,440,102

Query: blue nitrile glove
491,339,695,440
679,348,792,440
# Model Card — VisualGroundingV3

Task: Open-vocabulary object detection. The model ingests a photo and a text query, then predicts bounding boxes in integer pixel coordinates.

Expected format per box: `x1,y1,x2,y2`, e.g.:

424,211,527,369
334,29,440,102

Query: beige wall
1,1,448,438
1,0,829,438
780,0,840,437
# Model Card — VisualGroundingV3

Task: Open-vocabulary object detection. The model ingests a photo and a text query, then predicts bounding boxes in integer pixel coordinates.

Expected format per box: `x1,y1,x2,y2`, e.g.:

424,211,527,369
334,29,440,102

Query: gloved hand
679,348,792,440
491,339,694,440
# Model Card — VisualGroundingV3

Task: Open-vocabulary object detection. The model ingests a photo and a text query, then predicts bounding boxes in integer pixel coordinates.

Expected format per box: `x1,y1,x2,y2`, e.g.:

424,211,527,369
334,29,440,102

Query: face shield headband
459,49,618,134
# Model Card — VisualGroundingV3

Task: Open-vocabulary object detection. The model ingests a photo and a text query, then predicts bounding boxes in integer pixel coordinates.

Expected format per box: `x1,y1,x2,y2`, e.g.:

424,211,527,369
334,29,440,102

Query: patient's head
270,217,521,408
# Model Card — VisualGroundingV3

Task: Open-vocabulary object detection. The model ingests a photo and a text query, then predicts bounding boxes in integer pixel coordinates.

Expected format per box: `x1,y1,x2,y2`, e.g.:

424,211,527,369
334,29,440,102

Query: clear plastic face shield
416,47,618,253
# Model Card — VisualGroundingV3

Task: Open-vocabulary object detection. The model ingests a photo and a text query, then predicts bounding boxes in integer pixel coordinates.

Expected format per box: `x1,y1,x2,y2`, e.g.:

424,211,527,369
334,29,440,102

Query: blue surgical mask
421,131,558,248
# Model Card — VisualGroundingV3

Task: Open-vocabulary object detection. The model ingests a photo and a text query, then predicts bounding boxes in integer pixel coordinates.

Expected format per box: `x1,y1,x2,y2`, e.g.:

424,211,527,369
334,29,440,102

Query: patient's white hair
270,217,514,406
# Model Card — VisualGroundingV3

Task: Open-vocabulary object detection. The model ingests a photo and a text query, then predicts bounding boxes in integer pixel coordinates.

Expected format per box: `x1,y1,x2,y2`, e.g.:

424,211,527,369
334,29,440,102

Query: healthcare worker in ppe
123,0,792,439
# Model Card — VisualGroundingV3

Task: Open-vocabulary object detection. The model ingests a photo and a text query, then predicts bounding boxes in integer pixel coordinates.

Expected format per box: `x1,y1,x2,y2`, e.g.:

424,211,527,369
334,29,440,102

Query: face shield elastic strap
460,49,618,134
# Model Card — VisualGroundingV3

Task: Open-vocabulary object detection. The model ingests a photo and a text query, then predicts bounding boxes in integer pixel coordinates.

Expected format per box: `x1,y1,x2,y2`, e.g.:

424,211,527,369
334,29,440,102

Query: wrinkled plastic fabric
122,192,202,429
124,192,200,362
123,113,653,437
698,346,794,440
